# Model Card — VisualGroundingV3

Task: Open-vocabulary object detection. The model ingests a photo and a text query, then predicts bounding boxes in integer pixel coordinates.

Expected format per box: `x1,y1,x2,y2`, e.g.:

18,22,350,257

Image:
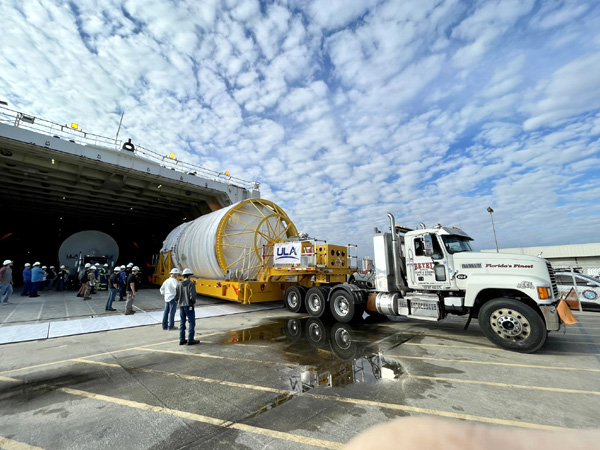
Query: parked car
555,272,600,310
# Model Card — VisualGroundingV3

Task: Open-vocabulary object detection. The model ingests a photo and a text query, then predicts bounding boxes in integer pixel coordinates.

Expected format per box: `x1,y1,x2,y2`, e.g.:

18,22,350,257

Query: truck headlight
537,286,551,300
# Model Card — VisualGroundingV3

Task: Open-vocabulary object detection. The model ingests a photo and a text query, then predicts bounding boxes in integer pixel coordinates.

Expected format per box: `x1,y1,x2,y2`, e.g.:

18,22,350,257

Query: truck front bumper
540,304,561,331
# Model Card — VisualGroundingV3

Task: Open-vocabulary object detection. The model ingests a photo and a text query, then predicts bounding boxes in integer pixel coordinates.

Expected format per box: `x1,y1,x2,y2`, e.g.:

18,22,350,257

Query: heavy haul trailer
152,198,357,304
153,199,576,353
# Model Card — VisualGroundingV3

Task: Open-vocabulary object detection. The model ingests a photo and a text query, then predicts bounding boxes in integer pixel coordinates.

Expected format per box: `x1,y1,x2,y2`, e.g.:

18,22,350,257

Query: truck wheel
330,290,355,323
479,298,547,353
306,287,329,317
284,286,305,313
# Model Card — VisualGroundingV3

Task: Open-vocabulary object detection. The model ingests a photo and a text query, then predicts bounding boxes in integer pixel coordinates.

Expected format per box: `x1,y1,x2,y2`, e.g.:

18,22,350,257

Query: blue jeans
21,280,31,296
179,305,196,342
106,287,118,310
29,281,41,297
0,284,13,303
163,300,177,329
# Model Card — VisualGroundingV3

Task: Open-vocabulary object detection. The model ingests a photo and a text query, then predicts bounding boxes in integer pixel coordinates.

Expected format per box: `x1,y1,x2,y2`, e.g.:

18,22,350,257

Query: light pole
487,207,499,253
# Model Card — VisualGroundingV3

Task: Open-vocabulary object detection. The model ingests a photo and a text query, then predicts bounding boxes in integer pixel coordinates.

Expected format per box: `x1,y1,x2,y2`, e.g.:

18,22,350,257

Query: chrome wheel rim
489,308,530,341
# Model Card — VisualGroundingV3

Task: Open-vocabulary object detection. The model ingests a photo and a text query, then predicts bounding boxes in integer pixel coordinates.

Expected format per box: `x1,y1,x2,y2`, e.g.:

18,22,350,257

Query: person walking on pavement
77,263,91,297
124,266,140,315
98,264,109,291
0,259,14,305
21,263,32,296
105,267,120,311
118,265,127,301
41,266,48,290
30,262,44,298
83,265,96,300
56,265,67,291
174,268,199,345
47,266,57,290
160,268,179,330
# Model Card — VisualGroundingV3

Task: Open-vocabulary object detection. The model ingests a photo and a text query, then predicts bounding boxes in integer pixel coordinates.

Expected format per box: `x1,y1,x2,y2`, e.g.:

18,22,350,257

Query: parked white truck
287,213,569,353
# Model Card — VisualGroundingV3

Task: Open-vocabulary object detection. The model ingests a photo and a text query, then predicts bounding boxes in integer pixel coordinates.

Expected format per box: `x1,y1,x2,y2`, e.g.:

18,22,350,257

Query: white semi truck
290,213,568,353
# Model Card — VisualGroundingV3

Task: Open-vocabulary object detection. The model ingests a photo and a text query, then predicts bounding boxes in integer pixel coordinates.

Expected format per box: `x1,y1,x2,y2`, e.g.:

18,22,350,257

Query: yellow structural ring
215,198,298,275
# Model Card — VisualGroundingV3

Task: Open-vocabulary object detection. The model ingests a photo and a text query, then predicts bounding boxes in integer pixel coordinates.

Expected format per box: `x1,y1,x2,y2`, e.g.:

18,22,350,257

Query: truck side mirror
423,235,434,257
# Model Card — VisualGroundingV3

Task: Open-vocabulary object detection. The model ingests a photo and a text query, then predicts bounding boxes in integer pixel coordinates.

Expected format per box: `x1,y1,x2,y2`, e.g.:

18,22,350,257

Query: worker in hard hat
56,265,67,291
83,266,96,300
160,268,180,330
124,266,140,315
105,266,120,312
30,262,44,298
118,265,127,301
0,259,14,304
21,263,32,296
47,266,57,290
97,264,109,291
77,263,91,298
173,268,199,345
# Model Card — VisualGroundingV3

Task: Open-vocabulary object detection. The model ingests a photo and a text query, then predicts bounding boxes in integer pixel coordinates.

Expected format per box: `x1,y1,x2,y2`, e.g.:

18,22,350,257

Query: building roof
482,243,600,258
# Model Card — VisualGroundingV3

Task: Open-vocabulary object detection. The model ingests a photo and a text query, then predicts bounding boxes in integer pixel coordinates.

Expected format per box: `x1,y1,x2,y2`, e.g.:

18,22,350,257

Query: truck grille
546,262,559,299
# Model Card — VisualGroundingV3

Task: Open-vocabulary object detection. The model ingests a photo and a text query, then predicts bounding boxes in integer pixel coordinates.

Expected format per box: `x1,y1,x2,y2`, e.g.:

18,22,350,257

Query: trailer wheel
306,287,329,318
479,298,547,353
330,290,355,322
284,286,305,313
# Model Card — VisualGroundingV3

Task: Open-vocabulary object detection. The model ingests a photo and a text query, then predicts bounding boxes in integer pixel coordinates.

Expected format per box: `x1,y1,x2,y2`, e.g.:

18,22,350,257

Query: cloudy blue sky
1,0,599,255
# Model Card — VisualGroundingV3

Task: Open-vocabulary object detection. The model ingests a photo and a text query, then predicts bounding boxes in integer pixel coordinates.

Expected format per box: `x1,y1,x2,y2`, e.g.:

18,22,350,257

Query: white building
482,243,600,277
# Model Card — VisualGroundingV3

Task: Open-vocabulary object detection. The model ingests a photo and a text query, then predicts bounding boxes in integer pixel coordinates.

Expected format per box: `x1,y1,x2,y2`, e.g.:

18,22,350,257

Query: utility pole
487,207,499,253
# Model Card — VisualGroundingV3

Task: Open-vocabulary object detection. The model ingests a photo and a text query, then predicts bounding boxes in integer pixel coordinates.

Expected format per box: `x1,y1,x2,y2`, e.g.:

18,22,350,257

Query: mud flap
557,299,578,325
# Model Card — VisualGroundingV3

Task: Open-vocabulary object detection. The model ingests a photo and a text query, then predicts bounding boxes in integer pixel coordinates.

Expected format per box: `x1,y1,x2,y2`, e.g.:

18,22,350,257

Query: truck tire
330,290,355,322
284,286,305,313
478,298,547,353
305,286,329,318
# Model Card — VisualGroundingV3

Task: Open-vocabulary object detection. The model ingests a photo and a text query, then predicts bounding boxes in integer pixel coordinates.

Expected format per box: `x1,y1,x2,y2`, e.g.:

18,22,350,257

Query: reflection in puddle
223,317,410,393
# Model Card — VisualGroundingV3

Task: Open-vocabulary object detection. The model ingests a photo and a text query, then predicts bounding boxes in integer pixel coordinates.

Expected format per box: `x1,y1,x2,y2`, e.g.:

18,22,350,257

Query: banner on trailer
274,242,301,265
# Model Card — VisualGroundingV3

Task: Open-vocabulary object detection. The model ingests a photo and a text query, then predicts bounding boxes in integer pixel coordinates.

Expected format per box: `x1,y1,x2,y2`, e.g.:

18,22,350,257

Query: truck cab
404,225,472,292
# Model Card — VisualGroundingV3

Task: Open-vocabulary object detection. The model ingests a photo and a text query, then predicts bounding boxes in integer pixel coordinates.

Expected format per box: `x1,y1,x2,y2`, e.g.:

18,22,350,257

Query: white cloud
523,53,600,130
0,0,599,256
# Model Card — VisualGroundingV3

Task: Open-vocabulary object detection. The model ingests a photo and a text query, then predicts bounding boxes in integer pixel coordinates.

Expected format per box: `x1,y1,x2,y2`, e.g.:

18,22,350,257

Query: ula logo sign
277,247,297,259
274,243,301,265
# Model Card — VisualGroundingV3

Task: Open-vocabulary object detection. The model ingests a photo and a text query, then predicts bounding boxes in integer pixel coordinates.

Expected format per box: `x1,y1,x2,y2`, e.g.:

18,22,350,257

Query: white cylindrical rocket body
58,230,119,273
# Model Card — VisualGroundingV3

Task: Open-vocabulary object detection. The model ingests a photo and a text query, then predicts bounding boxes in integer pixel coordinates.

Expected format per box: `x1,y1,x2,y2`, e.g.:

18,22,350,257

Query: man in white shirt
160,268,179,330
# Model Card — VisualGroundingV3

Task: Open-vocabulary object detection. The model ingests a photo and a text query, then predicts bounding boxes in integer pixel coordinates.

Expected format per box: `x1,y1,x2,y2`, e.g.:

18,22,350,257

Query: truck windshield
441,236,473,254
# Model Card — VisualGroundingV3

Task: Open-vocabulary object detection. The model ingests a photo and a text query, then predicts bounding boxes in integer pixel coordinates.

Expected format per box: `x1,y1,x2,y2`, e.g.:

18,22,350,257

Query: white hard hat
50,266,55,269
182,268,193,275
3,259,12,265
42,266,47,269
127,263,133,267
85,263,91,268
60,265,65,268
25,263,31,267
90,265,97,270
132,266,140,271
120,265,126,270
34,262,41,266
170,268,180,274
104,263,108,267
114,267,121,272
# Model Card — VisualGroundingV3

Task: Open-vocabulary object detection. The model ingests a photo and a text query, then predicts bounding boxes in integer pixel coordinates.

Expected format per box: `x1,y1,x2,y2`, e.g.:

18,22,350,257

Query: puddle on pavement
222,316,415,393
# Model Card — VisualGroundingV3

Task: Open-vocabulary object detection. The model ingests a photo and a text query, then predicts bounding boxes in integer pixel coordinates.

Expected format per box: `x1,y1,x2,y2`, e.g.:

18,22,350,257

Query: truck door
406,233,450,290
